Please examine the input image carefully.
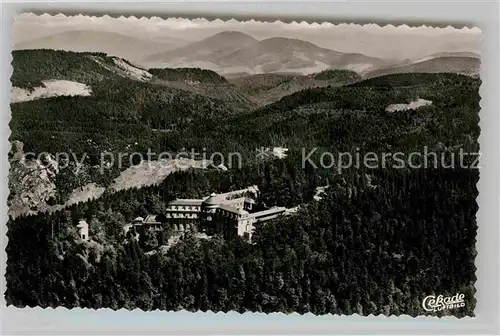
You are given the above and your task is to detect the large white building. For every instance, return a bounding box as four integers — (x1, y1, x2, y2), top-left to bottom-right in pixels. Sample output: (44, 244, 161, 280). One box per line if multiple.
(133, 186, 286, 241)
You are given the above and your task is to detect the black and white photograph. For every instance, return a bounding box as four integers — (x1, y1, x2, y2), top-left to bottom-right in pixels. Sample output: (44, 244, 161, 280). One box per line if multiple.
(6, 14, 481, 317)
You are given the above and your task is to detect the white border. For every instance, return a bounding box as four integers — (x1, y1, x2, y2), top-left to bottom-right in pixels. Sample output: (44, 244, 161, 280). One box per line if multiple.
(1, 1, 499, 335)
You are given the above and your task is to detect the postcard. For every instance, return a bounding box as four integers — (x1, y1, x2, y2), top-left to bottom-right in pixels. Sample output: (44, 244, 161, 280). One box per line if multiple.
(6, 14, 481, 318)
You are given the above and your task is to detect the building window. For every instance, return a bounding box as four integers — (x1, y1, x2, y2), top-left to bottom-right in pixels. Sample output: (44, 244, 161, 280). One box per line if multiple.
(82, 234, 86, 240)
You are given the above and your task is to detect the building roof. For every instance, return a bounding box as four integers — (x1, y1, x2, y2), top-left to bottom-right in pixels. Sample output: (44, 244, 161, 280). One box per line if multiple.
(168, 198, 204, 206)
(219, 204, 242, 214)
(134, 216, 144, 222)
(221, 197, 245, 205)
(144, 215, 160, 223)
(219, 204, 249, 216)
(166, 187, 259, 209)
(202, 192, 220, 205)
(77, 220, 88, 228)
(244, 197, 256, 204)
(251, 207, 286, 219)
(217, 186, 259, 199)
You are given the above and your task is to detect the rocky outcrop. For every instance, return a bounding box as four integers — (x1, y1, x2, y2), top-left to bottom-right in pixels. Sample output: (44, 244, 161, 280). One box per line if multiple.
(8, 141, 211, 218)
(8, 141, 59, 217)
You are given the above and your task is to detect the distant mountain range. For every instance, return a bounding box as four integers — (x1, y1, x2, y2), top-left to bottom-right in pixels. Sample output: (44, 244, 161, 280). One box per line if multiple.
(142, 31, 390, 76)
(143, 31, 257, 64)
(14, 30, 481, 79)
(14, 30, 188, 63)
(365, 55, 480, 78)
(425, 51, 480, 59)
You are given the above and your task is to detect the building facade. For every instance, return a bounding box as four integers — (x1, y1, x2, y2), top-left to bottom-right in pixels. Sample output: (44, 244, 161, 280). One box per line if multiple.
(212, 203, 286, 241)
(77, 220, 89, 241)
(131, 186, 286, 242)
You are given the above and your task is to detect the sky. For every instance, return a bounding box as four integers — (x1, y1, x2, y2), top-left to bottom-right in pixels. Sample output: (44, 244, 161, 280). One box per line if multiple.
(13, 13, 481, 60)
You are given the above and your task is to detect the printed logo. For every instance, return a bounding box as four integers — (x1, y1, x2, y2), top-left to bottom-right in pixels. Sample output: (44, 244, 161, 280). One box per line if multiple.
(422, 293, 466, 312)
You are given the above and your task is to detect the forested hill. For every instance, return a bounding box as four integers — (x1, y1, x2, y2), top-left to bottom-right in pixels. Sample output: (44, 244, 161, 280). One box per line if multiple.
(149, 68, 228, 84)
(350, 72, 477, 88)
(148, 67, 254, 110)
(11, 49, 149, 88)
(229, 69, 361, 106)
(11, 68, 479, 168)
(9, 49, 242, 156)
(12, 49, 254, 113)
(365, 56, 480, 79)
(163, 72, 480, 161)
(312, 69, 361, 81)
